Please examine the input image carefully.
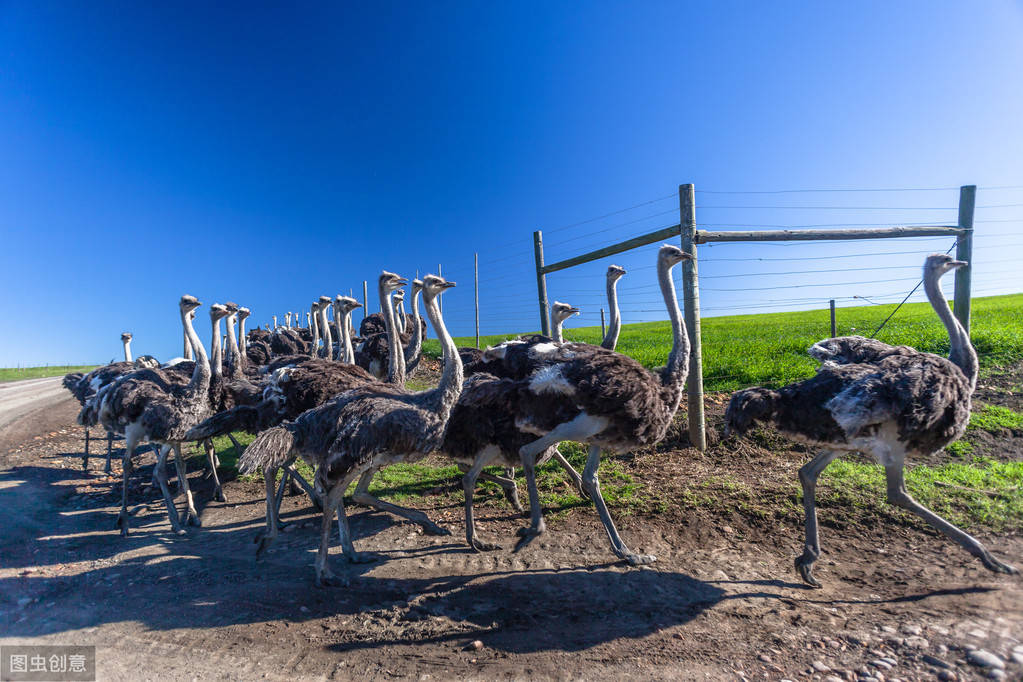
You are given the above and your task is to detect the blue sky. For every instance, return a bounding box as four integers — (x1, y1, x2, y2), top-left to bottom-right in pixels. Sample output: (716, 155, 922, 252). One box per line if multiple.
(1, 2, 1021, 365)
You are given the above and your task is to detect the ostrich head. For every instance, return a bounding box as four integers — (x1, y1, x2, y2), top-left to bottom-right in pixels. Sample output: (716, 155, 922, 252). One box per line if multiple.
(551, 301, 580, 325)
(607, 264, 627, 282)
(380, 271, 408, 294)
(659, 244, 694, 266)
(925, 253, 967, 277)
(121, 332, 132, 343)
(238, 307, 251, 322)
(421, 274, 455, 302)
(210, 303, 230, 321)
(318, 295, 333, 316)
(412, 279, 423, 294)
(336, 296, 362, 314)
(180, 295, 202, 313)
(394, 290, 406, 304)
(224, 301, 239, 314)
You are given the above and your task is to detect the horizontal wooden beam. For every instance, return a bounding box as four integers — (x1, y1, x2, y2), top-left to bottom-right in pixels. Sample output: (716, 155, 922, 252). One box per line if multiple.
(696, 225, 963, 244)
(541, 224, 681, 274)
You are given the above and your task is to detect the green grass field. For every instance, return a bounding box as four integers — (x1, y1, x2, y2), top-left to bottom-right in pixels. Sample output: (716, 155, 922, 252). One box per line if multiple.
(0, 365, 98, 383)
(425, 293, 1023, 391)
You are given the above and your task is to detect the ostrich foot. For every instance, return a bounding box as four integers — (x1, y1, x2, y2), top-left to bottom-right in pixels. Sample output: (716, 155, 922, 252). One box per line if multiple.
(795, 554, 822, 588)
(254, 533, 275, 559)
(422, 522, 451, 537)
(116, 512, 130, 537)
(184, 509, 202, 527)
(503, 487, 524, 512)
(214, 487, 227, 503)
(623, 552, 657, 566)
(345, 551, 383, 564)
(315, 570, 348, 588)
(513, 523, 545, 552)
(981, 553, 1019, 575)
(469, 538, 502, 552)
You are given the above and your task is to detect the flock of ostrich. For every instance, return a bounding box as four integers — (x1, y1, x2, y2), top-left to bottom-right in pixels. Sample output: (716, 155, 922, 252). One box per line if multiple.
(60, 246, 1017, 588)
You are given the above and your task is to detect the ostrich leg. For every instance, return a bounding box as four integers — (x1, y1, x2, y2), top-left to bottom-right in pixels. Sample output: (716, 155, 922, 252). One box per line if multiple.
(254, 474, 279, 559)
(152, 445, 185, 535)
(552, 446, 587, 497)
(462, 448, 502, 551)
(885, 462, 1017, 575)
(581, 444, 655, 566)
(351, 468, 450, 535)
(104, 432, 114, 473)
(115, 433, 141, 536)
(204, 438, 226, 502)
(172, 444, 201, 527)
(457, 463, 523, 512)
(795, 449, 841, 587)
(83, 428, 90, 471)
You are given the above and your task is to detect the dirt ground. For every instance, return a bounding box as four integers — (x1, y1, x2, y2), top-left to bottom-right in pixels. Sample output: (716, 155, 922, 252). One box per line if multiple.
(0, 384, 1021, 681)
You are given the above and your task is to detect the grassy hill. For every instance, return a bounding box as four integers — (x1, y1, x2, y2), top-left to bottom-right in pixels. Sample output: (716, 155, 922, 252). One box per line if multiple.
(0, 365, 99, 383)
(425, 293, 1023, 391)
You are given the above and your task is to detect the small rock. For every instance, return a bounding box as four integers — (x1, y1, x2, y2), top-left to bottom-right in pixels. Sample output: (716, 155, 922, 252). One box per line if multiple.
(937, 671, 957, 681)
(967, 650, 1005, 669)
(467, 640, 484, 651)
(813, 661, 832, 672)
(922, 654, 954, 670)
(903, 635, 928, 649)
(986, 670, 1005, 680)
(870, 660, 892, 671)
(968, 628, 989, 639)
(1011, 651, 1023, 665)
(824, 677, 843, 682)
(299, 606, 309, 613)
(880, 657, 897, 667)
(758, 654, 772, 663)
(881, 626, 898, 635)
(16, 598, 31, 608)
(901, 624, 922, 636)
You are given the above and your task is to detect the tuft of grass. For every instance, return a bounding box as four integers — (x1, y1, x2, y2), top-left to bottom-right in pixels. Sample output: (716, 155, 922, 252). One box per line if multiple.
(0, 365, 99, 383)
(945, 440, 974, 458)
(424, 293, 1023, 392)
(968, 404, 1023, 433)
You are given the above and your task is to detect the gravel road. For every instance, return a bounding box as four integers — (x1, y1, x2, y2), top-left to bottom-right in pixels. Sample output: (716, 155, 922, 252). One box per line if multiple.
(0, 376, 68, 432)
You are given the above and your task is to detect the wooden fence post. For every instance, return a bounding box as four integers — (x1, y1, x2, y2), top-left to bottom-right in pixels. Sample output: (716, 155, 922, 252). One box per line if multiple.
(830, 299, 836, 337)
(600, 308, 606, 339)
(954, 185, 976, 335)
(679, 183, 706, 451)
(533, 230, 551, 337)
(474, 252, 480, 349)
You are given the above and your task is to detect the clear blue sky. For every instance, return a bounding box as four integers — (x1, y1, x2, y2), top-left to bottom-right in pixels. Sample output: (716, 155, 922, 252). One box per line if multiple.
(1, 2, 1021, 366)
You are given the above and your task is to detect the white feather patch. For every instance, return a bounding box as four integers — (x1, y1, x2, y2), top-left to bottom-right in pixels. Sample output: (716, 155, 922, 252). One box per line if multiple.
(529, 342, 559, 357)
(528, 365, 575, 396)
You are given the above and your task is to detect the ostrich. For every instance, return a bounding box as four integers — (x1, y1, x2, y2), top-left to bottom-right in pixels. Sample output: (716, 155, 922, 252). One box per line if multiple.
(601, 265, 627, 350)
(549, 301, 579, 344)
(463, 301, 582, 378)
(285, 312, 292, 329)
(308, 300, 322, 357)
(238, 306, 251, 369)
(65, 335, 161, 472)
(725, 253, 1017, 586)
(91, 295, 214, 535)
(240, 273, 462, 586)
(393, 290, 406, 334)
(334, 295, 363, 364)
(505, 245, 692, 565)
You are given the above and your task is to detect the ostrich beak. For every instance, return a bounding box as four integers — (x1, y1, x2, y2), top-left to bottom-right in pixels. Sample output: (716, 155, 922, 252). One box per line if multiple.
(441, 281, 457, 289)
(949, 260, 968, 269)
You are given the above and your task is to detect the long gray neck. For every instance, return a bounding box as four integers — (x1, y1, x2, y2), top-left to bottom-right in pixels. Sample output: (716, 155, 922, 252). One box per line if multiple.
(333, 305, 345, 361)
(553, 315, 565, 344)
(183, 326, 193, 361)
(394, 298, 406, 334)
(924, 268, 978, 391)
(340, 309, 355, 364)
(319, 304, 333, 360)
(309, 306, 319, 357)
(123, 338, 132, 363)
(602, 277, 622, 350)
(182, 308, 210, 398)
(211, 316, 223, 379)
(403, 289, 423, 370)
(658, 259, 690, 405)
(238, 316, 247, 365)
(420, 291, 462, 417)
(225, 313, 242, 380)
(380, 284, 406, 385)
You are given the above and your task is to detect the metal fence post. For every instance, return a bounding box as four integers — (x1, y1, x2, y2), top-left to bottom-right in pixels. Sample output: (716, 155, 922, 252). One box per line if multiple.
(474, 252, 480, 349)
(600, 308, 606, 339)
(954, 185, 976, 335)
(830, 299, 837, 337)
(363, 281, 369, 320)
(533, 230, 551, 337)
(679, 183, 706, 451)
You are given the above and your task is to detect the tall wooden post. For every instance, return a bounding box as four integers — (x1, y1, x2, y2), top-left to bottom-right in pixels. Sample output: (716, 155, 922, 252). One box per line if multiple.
(474, 252, 480, 349)
(533, 230, 551, 336)
(953, 185, 976, 335)
(679, 183, 706, 451)
(829, 299, 837, 337)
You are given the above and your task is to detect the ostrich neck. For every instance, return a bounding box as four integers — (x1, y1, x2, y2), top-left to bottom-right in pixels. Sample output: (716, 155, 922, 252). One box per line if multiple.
(182, 309, 210, 397)
(333, 306, 344, 361)
(309, 306, 319, 357)
(403, 289, 422, 366)
(420, 292, 462, 416)
(238, 316, 247, 362)
(225, 314, 241, 379)
(553, 316, 564, 344)
(183, 326, 193, 361)
(123, 339, 132, 363)
(602, 277, 622, 350)
(211, 317, 223, 379)
(658, 260, 690, 400)
(319, 305, 333, 360)
(380, 284, 405, 385)
(924, 270, 978, 390)
(394, 299, 406, 334)
(340, 309, 355, 364)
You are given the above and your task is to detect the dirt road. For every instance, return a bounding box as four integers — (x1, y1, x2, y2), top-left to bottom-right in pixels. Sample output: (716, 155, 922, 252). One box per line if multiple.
(0, 387, 1020, 681)
(0, 376, 67, 432)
